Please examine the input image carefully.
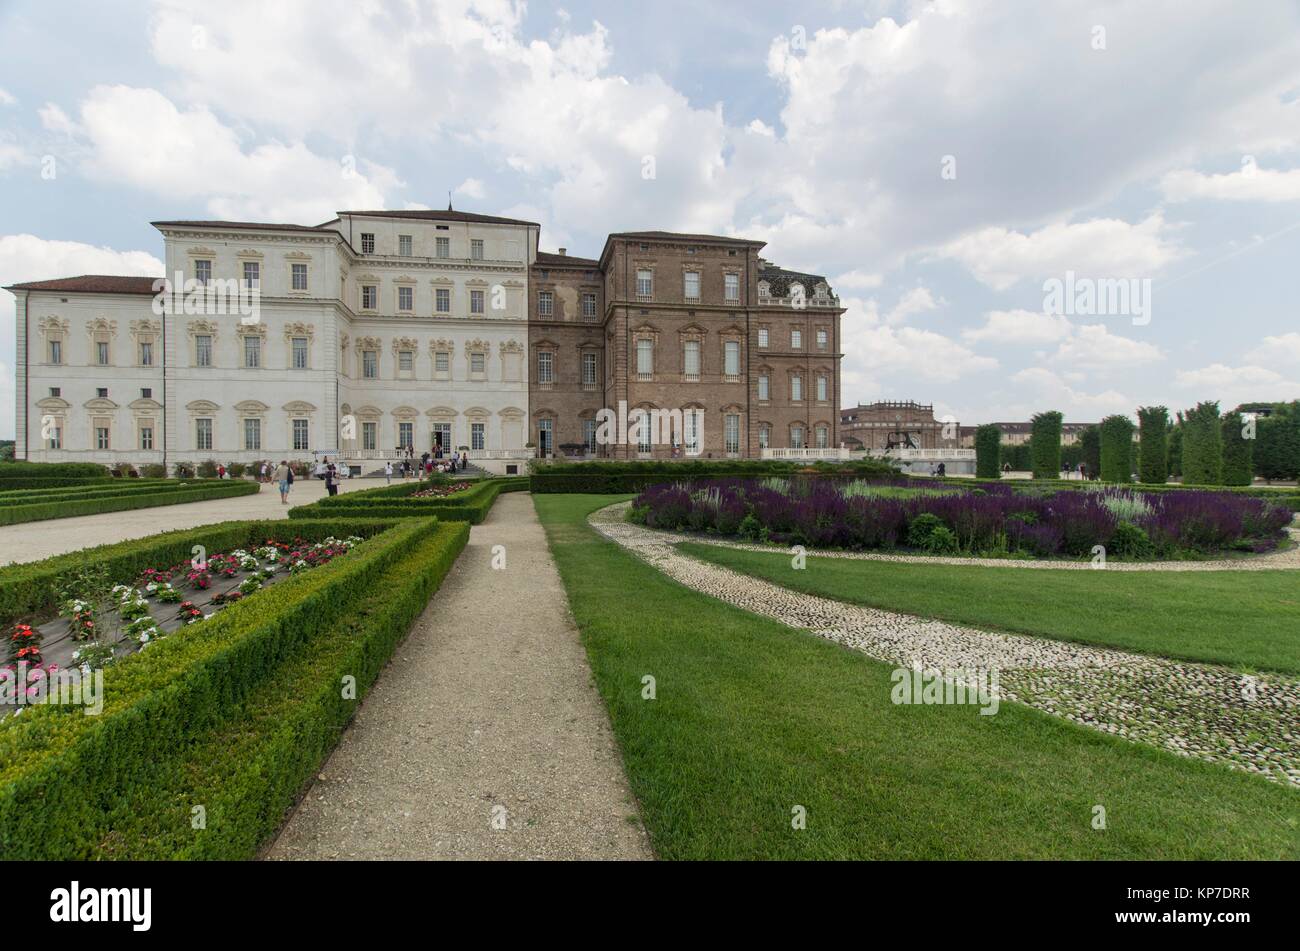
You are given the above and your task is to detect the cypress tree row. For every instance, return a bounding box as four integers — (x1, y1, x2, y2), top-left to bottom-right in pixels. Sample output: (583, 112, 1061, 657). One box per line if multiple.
(1254, 404, 1300, 482)
(1166, 422, 1183, 478)
(1220, 411, 1254, 486)
(974, 424, 1001, 478)
(1181, 401, 1222, 485)
(1136, 405, 1168, 484)
(1079, 425, 1101, 480)
(1099, 415, 1134, 483)
(1029, 410, 1063, 479)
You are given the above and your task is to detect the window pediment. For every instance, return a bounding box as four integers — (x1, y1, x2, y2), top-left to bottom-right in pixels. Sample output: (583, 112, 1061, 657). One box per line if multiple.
(187, 399, 220, 413)
(129, 398, 163, 413)
(36, 396, 70, 411)
(282, 400, 318, 414)
(234, 400, 269, 415)
(83, 397, 119, 412)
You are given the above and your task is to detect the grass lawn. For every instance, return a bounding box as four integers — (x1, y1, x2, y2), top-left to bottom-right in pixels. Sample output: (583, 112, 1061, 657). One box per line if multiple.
(676, 542, 1300, 675)
(535, 493, 1300, 860)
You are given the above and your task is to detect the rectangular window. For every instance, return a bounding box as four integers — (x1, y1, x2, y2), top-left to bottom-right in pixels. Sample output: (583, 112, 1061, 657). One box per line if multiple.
(724, 273, 739, 301)
(293, 418, 310, 451)
(360, 233, 375, 254)
(758, 426, 769, 449)
(139, 340, 153, 366)
(791, 329, 802, 349)
(361, 285, 377, 310)
(684, 271, 700, 300)
(436, 236, 449, 258)
(435, 351, 450, 374)
(196, 418, 213, 451)
(757, 328, 769, 349)
(724, 414, 740, 454)
(470, 289, 485, 314)
(244, 336, 261, 368)
(49, 387, 60, 398)
(582, 293, 596, 319)
(683, 340, 700, 380)
(96, 341, 110, 365)
(399, 421, 414, 449)
(432, 422, 451, 452)
(724, 340, 740, 377)
(196, 335, 212, 367)
(49, 339, 62, 364)
(362, 350, 378, 379)
(471, 422, 485, 451)
(398, 234, 413, 257)
(470, 352, 486, 375)
(243, 418, 261, 451)
(685, 411, 701, 456)
(95, 424, 111, 450)
(362, 421, 377, 451)
(538, 418, 553, 456)
(96, 387, 108, 399)
(583, 418, 597, 452)
(538, 291, 553, 316)
(47, 422, 62, 450)
(195, 259, 211, 285)
(292, 337, 308, 369)
(435, 287, 450, 312)
(139, 424, 154, 451)
(242, 261, 260, 288)
(791, 374, 802, 402)
(758, 373, 769, 401)
(470, 239, 484, 260)
(817, 375, 828, 402)
(636, 338, 653, 376)
(582, 351, 597, 386)
(398, 286, 414, 311)
(817, 328, 829, 350)
(815, 425, 829, 449)
(636, 269, 653, 298)
(791, 425, 804, 449)
(291, 263, 308, 290)
(399, 350, 413, 373)
(537, 351, 554, 384)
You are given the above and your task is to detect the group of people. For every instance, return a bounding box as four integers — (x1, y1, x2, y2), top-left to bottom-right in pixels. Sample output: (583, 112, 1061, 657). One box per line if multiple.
(384, 447, 470, 483)
(926, 462, 948, 478)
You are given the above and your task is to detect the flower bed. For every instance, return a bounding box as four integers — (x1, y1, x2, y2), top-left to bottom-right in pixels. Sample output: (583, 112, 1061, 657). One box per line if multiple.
(629, 478, 1293, 560)
(290, 478, 505, 524)
(0, 514, 469, 859)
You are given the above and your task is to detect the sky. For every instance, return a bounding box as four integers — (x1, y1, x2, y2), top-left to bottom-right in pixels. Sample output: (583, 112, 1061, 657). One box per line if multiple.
(2, 0, 1299, 440)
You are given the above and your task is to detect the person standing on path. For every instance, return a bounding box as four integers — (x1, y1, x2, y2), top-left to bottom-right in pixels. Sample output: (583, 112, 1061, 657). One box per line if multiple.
(273, 461, 291, 504)
(325, 459, 338, 497)
(385, 461, 393, 484)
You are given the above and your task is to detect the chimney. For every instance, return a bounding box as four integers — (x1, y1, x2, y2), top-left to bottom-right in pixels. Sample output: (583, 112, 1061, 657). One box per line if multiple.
(558, 247, 567, 256)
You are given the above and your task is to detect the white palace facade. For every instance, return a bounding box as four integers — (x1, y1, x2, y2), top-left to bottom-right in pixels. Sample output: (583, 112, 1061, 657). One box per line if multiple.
(9, 209, 539, 474)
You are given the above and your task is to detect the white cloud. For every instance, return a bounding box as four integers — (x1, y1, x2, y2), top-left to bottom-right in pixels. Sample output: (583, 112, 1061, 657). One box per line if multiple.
(64, 85, 398, 222)
(455, 177, 486, 200)
(832, 269, 884, 291)
(746, 119, 775, 137)
(38, 103, 75, 135)
(1246, 332, 1300, 367)
(1162, 165, 1300, 203)
(884, 286, 940, 325)
(0, 235, 165, 439)
(1049, 323, 1163, 370)
(940, 215, 1182, 291)
(963, 309, 1073, 345)
(1008, 368, 1133, 419)
(0, 88, 16, 106)
(841, 295, 997, 386)
(1173, 363, 1300, 408)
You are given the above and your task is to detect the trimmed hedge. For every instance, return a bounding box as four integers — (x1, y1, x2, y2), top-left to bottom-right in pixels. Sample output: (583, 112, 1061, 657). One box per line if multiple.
(1137, 406, 1168, 484)
(0, 515, 468, 859)
(1029, 411, 1063, 479)
(1254, 410, 1300, 482)
(0, 479, 259, 526)
(1099, 415, 1134, 483)
(974, 425, 1001, 479)
(0, 479, 223, 504)
(530, 459, 899, 494)
(0, 461, 108, 482)
(1181, 401, 1223, 485)
(289, 479, 503, 524)
(1221, 412, 1254, 487)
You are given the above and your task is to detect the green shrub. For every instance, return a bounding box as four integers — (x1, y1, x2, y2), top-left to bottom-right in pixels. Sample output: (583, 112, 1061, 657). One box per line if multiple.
(1254, 406, 1300, 482)
(1109, 521, 1154, 559)
(139, 464, 169, 479)
(923, 525, 959, 554)
(290, 480, 502, 524)
(1221, 411, 1254, 486)
(1080, 425, 1101, 480)
(1099, 415, 1134, 483)
(1030, 411, 1063, 479)
(0, 515, 467, 859)
(0, 480, 259, 526)
(906, 512, 944, 548)
(974, 424, 1001, 478)
(0, 461, 108, 481)
(1180, 401, 1223, 485)
(531, 459, 897, 494)
(1137, 406, 1168, 484)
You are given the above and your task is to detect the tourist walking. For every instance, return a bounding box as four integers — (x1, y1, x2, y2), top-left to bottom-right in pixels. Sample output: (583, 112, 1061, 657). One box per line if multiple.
(385, 461, 393, 484)
(460, 450, 468, 470)
(260, 461, 269, 484)
(325, 459, 338, 497)
(274, 460, 291, 504)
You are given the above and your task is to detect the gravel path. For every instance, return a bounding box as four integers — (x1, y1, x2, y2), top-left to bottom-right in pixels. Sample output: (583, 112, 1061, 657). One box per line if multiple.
(591, 502, 1300, 788)
(267, 494, 652, 860)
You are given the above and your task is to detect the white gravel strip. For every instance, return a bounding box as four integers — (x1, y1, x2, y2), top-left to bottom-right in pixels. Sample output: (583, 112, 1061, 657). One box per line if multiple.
(591, 501, 1300, 788)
